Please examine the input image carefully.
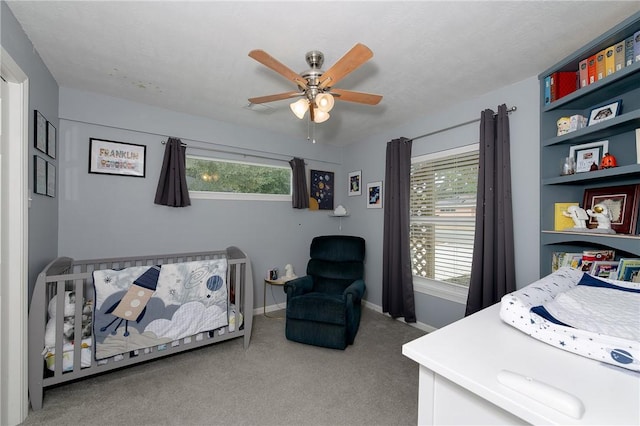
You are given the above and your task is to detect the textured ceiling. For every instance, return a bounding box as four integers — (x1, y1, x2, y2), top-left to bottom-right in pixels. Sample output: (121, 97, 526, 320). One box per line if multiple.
(6, 1, 640, 146)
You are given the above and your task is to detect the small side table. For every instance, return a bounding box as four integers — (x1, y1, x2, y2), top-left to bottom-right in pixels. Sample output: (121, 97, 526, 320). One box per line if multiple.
(264, 278, 286, 318)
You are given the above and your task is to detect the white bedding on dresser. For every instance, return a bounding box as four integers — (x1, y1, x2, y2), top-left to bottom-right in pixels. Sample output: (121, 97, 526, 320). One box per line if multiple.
(542, 285, 640, 341)
(500, 267, 640, 371)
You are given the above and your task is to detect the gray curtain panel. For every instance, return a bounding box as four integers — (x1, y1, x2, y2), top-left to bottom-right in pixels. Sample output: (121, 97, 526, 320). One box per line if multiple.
(382, 137, 416, 322)
(465, 104, 515, 316)
(289, 157, 309, 209)
(154, 137, 191, 207)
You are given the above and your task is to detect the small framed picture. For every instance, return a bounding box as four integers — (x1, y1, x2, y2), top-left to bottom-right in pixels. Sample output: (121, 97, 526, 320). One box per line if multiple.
(569, 140, 608, 173)
(34, 155, 47, 195)
(89, 138, 146, 177)
(47, 121, 57, 159)
(34, 110, 47, 154)
(582, 184, 640, 234)
(587, 100, 622, 126)
(47, 161, 56, 197)
(348, 170, 362, 196)
(367, 181, 383, 209)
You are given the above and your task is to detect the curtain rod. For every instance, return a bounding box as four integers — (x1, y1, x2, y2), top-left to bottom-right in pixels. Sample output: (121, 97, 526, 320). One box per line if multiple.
(60, 117, 340, 166)
(412, 106, 517, 141)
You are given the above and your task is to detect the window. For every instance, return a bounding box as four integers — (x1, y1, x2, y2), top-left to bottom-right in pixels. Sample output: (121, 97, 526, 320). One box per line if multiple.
(186, 155, 292, 201)
(410, 144, 479, 303)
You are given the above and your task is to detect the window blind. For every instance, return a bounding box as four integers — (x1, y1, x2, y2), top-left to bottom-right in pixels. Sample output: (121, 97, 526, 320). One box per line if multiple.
(410, 149, 479, 286)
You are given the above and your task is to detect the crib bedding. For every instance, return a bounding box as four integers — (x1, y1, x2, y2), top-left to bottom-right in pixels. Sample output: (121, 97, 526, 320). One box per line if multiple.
(43, 307, 243, 372)
(92, 258, 228, 360)
(500, 267, 640, 371)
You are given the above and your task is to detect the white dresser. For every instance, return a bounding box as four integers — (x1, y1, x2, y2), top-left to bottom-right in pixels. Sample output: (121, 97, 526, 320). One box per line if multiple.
(402, 304, 640, 425)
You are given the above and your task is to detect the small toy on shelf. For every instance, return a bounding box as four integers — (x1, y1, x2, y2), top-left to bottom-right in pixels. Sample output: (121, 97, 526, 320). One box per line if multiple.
(599, 152, 617, 169)
(562, 205, 588, 229)
(586, 203, 616, 234)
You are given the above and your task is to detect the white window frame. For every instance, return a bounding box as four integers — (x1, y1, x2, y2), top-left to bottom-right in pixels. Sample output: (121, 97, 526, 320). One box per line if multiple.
(186, 154, 292, 202)
(411, 143, 479, 305)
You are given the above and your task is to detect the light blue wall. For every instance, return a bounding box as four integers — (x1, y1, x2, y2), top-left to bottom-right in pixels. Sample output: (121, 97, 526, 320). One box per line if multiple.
(58, 88, 347, 308)
(1, 1, 59, 298)
(342, 77, 540, 329)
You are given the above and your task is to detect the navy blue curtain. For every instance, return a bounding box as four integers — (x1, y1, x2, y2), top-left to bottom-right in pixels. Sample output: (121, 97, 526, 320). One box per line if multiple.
(382, 137, 415, 322)
(154, 137, 191, 207)
(465, 105, 515, 316)
(289, 157, 309, 209)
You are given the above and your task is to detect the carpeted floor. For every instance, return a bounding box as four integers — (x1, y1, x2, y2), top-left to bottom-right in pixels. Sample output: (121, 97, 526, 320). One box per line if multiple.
(21, 307, 426, 426)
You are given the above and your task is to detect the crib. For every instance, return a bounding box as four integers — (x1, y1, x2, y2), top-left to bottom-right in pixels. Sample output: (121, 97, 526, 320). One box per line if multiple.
(28, 246, 253, 410)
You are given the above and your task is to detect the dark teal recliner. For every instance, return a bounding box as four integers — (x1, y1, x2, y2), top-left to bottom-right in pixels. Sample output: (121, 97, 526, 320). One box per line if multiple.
(284, 235, 366, 350)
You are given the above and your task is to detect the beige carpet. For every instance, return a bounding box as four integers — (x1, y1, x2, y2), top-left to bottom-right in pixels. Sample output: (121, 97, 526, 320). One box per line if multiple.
(22, 307, 426, 426)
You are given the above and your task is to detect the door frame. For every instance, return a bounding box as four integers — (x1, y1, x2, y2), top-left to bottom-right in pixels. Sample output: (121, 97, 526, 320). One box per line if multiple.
(1, 46, 30, 425)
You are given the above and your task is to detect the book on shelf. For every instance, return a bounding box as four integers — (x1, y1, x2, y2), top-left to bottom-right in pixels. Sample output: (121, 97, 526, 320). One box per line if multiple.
(626, 35, 635, 66)
(553, 71, 578, 101)
(580, 249, 615, 273)
(554, 202, 579, 231)
(587, 54, 597, 84)
(544, 75, 551, 105)
(595, 49, 606, 81)
(614, 41, 626, 72)
(579, 58, 589, 88)
(616, 258, 640, 282)
(635, 30, 640, 63)
(604, 45, 615, 77)
(551, 251, 583, 272)
(589, 260, 619, 279)
(636, 128, 640, 164)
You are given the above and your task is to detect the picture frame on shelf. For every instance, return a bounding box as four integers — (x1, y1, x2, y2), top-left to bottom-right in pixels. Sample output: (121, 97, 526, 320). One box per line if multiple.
(587, 99, 622, 126)
(34, 110, 47, 154)
(367, 181, 382, 209)
(582, 184, 640, 234)
(569, 140, 608, 173)
(89, 138, 146, 177)
(47, 121, 56, 159)
(34, 155, 47, 195)
(348, 170, 362, 196)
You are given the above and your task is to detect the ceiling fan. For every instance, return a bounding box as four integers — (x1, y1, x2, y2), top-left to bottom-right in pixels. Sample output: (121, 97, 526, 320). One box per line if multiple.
(248, 43, 382, 124)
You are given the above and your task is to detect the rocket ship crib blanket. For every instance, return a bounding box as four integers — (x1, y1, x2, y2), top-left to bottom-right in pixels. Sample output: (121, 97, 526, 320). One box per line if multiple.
(500, 267, 640, 371)
(92, 258, 228, 360)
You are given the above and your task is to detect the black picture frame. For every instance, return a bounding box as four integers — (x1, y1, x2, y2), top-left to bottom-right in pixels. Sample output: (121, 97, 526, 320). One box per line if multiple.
(34, 155, 47, 195)
(34, 110, 47, 153)
(47, 121, 57, 159)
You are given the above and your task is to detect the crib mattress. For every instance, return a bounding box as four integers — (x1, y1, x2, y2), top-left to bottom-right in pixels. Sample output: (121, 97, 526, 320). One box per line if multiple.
(500, 267, 640, 371)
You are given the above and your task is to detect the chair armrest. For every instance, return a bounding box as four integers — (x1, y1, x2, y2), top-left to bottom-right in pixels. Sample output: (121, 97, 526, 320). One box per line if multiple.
(284, 276, 313, 298)
(343, 279, 365, 304)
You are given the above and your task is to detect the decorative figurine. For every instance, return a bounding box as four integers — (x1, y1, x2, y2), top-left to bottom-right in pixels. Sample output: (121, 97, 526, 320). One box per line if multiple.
(589, 162, 599, 171)
(599, 152, 617, 169)
(283, 264, 297, 280)
(586, 203, 616, 234)
(562, 205, 589, 229)
(557, 117, 571, 136)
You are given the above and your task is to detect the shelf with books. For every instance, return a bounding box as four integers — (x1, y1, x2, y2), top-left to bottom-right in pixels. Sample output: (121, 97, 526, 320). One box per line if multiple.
(543, 61, 640, 112)
(539, 12, 640, 277)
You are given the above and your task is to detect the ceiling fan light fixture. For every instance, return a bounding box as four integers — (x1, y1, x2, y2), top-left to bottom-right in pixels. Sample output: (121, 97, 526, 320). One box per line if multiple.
(315, 93, 335, 113)
(313, 110, 330, 124)
(290, 99, 309, 119)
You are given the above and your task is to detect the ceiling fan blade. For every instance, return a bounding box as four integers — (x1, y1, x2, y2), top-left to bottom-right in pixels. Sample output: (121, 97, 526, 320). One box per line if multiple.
(318, 43, 373, 90)
(248, 91, 302, 104)
(330, 89, 382, 105)
(249, 50, 308, 90)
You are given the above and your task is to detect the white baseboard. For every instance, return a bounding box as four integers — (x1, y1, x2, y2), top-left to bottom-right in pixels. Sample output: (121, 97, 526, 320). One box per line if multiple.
(362, 300, 438, 333)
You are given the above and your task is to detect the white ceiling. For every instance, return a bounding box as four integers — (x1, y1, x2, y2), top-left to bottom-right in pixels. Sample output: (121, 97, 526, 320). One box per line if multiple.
(6, 1, 640, 146)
